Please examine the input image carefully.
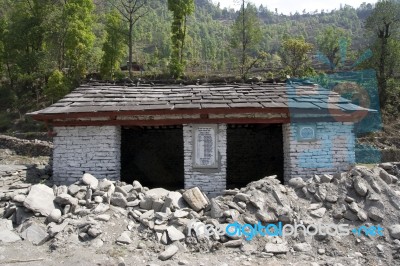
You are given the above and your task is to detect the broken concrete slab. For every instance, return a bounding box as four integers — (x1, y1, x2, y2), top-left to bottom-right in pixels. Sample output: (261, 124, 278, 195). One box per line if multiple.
(182, 187, 209, 211)
(21, 222, 49, 245)
(23, 184, 56, 216)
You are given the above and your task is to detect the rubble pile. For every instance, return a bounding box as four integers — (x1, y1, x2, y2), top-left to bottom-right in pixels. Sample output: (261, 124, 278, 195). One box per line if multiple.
(1, 163, 400, 264)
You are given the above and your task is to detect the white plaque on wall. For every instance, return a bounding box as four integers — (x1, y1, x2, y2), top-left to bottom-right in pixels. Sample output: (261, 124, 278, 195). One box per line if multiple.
(193, 124, 218, 168)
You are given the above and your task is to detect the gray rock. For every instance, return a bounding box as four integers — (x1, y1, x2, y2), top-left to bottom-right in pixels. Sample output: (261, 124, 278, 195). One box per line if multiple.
(88, 228, 102, 238)
(0, 219, 13, 231)
(121, 185, 134, 193)
(288, 177, 305, 189)
(93, 203, 109, 214)
(21, 222, 48, 245)
(389, 224, 400, 239)
(224, 239, 242, 247)
(173, 210, 189, 218)
(0, 229, 21, 243)
(380, 169, 396, 184)
(12, 194, 26, 203)
(127, 199, 140, 207)
(115, 186, 128, 197)
(167, 226, 185, 241)
(48, 209, 62, 223)
(68, 184, 81, 196)
(163, 192, 187, 210)
(354, 177, 368, 197)
(182, 187, 209, 211)
(348, 202, 359, 213)
(368, 207, 384, 222)
(82, 173, 99, 190)
(210, 199, 223, 218)
(256, 211, 278, 223)
(152, 199, 164, 212)
(293, 243, 311, 252)
(321, 174, 333, 183)
(48, 220, 68, 237)
(234, 193, 251, 202)
(116, 231, 132, 244)
(310, 208, 326, 218)
(264, 243, 288, 254)
(132, 180, 143, 192)
(158, 244, 179, 261)
(145, 188, 169, 199)
(110, 192, 128, 208)
(98, 179, 113, 191)
(95, 214, 111, 222)
(54, 194, 79, 206)
(23, 184, 56, 216)
(357, 209, 368, 222)
(94, 196, 103, 203)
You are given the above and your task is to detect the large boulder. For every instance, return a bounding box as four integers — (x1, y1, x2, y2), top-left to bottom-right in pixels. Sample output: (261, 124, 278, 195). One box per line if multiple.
(23, 184, 56, 216)
(110, 192, 128, 208)
(82, 173, 99, 190)
(182, 187, 209, 211)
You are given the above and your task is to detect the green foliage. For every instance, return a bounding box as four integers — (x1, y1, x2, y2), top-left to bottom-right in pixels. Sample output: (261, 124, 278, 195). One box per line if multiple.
(44, 70, 70, 103)
(280, 37, 314, 77)
(316, 26, 351, 70)
(230, 3, 263, 79)
(168, 0, 195, 78)
(100, 11, 126, 80)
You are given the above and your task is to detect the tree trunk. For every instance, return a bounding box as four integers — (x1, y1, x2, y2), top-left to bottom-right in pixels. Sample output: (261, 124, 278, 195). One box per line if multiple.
(378, 35, 388, 108)
(128, 21, 133, 79)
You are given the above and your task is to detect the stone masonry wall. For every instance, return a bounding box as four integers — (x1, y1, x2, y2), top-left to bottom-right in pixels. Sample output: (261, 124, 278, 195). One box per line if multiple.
(52, 126, 121, 184)
(283, 122, 355, 182)
(183, 124, 227, 197)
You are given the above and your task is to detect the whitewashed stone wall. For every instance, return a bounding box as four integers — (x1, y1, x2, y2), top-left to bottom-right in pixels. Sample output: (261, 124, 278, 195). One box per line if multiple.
(52, 126, 121, 184)
(183, 124, 227, 197)
(283, 122, 355, 182)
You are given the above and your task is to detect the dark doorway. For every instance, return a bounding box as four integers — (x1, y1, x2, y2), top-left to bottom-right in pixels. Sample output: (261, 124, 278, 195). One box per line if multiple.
(121, 126, 184, 190)
(227, 124, 284, 188)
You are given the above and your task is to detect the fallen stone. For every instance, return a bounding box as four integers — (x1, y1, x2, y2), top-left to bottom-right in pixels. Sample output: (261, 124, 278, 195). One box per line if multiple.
(163, 191, 187, 210)
(95, 214, 111, 222)
(0, 229, 21, 243)
(54, 194, 79, 206)
(210, 199, 224, 218)
(234, 193, 251, 202)
(68, 184, 81, 196)
(82, 173, 99, 190)
(354, 178, 368, 197)
(182, 187, 209, 211)
(288, 177, 305, 189)
(94, 196, 103, 203)
(389, 225, 400, 239)
(224, 239, 242, 247)
(116, 231, 132, 244)
(321, 174, 333, 183)
(293, 243, 311, 252)
(132, 180, 143, 192)
(21, 222, 48, 245)
(12, 194, 26, 203)
(310, 208, 326, 218)
(368, 207, 384, 222)
(98, 179, 113, 191)
(173, 210, 189, 218)
(256, 211, 278, 223)
(110, 192, 128, 208)
(48, 209, 62, 223)
(146, 188, 169, 199)
(93, 203, 109, 214)
(357, 209, 368, 222)
(23, 184, 56, 216)
(167, 226, 185, 241)
(88, 228, 102, 238)
(48, 220, 69, 237)
(264, 243, 288, 254)
(158, 245, 179, 261)
(380, 169, 396, 184)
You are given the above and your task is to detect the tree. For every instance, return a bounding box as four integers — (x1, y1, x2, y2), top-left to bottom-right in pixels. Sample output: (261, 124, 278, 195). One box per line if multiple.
(44, 70, 69, 103)
(316, 26, 351, 70)
(366, 0, 400, 108)
(167, 0, 195, 78)
(230, 2, 263, 79)
(108, 0, 148, 79)
(280, 37, 313, 77)
(100, 11, 126, 79)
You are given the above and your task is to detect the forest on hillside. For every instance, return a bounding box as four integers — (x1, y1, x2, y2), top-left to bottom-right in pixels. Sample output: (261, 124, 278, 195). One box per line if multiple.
(0, 0, 399, 133)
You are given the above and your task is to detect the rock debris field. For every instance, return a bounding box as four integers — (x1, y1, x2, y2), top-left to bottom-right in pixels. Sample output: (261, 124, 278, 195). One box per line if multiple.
(2, 163, 400, 265)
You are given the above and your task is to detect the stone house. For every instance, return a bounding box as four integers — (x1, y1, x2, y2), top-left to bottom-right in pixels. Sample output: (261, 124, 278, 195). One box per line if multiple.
(29, 83, 369, 196)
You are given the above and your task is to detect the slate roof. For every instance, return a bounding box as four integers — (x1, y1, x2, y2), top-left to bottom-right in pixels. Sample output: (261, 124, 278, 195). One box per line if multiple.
(29, 83, 369, 117)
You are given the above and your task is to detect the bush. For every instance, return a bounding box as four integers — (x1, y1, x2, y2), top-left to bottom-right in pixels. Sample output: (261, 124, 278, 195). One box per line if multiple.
(44, 70, 70, 103)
